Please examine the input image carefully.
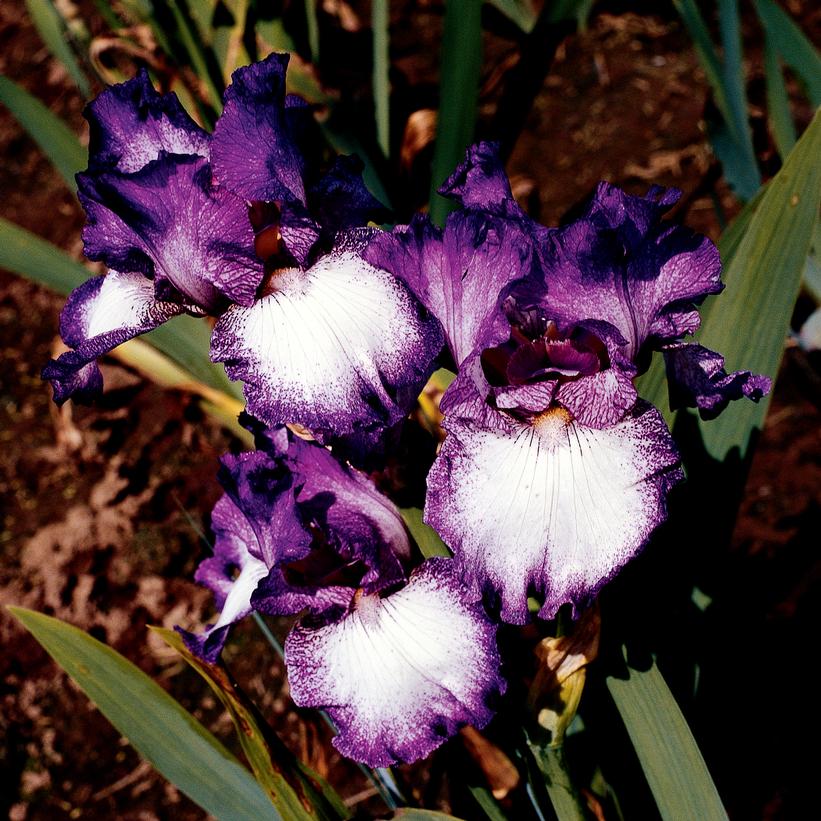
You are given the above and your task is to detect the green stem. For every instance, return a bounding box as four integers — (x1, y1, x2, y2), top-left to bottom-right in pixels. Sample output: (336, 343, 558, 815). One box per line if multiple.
(528, 743, 586, 821)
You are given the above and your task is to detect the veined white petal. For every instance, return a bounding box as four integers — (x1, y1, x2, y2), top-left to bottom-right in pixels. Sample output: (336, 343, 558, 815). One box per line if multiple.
(426, 403, 682, 623)
(84, 270, 172, 338)
(212, 250, 439, 435)
(285, 558, 502, 766)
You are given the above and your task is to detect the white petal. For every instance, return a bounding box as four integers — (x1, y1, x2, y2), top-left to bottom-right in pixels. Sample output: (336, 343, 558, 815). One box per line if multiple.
(426, 404, 682, 622)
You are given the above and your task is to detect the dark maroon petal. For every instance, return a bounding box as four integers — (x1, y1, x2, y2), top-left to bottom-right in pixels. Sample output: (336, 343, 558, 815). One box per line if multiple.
(78, 154, 263, 310)
(85, 69, 209, 174)
(662, 342, 771, 419)
(211, 53, 306, 204)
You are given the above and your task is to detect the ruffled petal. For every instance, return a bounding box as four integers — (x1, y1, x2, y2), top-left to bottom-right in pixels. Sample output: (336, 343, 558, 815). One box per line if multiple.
(211, 247, 443, 440)
(178, 497, 270, 662)
(78, 154, 263, 309)
(527, 183, 723, 359)
(662, 342, 771, 419)
(85, 69, 209, 174)
(285, 557, 504, 766)
(425, 402, 683, 623)
(41, 271, 187, 404)
(364, 210, 532, 367)
(211, 53, 306, 204)
(218, 450, 313, 568)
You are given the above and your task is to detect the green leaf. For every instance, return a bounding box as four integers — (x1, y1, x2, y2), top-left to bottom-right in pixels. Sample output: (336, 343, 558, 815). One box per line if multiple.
(212, 0, 252, 84)
(394, 812, 464, 820)
(606, 660, 727, 821)
(152, 627, 349, 821)
(697, 108, 821, 459)
(0, 215, 90, 294)
(399, 507, 451, 559)
(754, 0, 821, 106)
(429, 0, 483, 226)
(762, 41, 796, 159)
(0, 217, 241, 398)
(485, 0, 537, 33)
(24, 0, 91, 97)
(9, 607, 282, 821)
(0, 75, 86, 191)
(372, 0, 390, 157)
(304, 0, 320, 63)
(467, 784, 510, 821)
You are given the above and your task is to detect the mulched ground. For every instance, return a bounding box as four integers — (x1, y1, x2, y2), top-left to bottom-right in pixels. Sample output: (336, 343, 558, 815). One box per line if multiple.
(1, 1, 819, 818)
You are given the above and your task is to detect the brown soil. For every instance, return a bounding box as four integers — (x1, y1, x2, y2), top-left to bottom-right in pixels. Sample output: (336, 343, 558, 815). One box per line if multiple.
(1, 1, 819, 819)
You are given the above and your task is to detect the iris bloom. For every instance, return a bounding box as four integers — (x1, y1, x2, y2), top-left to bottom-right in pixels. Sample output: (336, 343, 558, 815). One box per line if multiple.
(44, 55, 443, 447)
(365, 142, 769, 624)
(180, 427, 504, 766)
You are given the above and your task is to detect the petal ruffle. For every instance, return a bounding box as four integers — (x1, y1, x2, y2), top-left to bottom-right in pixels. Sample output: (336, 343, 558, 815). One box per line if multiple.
(527, 183, 723, 360)
(425, 402, 683, 623)
(41, 270, 187, 404)
(211, 53, 306, 204)
(663, 342, 771, 419)
(285, 557, 504, 767)
(85, 69, 209, 174)
(78, 154, 263, 310)
(211, 247, 443, 440)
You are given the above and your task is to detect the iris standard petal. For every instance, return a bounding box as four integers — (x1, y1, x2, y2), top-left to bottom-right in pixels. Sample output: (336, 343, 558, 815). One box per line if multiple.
(285, 557, 504, 767)
(211, 53, 306, 204)
(85, 68, 209, 174)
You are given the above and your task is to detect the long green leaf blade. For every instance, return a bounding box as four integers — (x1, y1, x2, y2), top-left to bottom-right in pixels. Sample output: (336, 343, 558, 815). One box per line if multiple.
(697, 108, 821, 459)
(9, 607, 282, 821)
(24, 0, 91, 97)
(754, 0, 821, 106)
(607, 661, 727, 821)
(0, 75, 85, 191)
(372, 0, 390, 157)
(153, 627, 348, 821)
(762, 42, 796, 159)
(429, 0, 483, 226)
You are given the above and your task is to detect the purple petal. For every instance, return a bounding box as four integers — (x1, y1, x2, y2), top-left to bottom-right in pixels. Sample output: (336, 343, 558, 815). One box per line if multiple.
(178, 495, 271, 662)
(662, 342, 771, 419)
(425, 401, 683, 624)
(211, 53, 306, 204)
(78, 154, 264, 309)
(526, 182, 723, 359)
(85, 69, 209, 174)
(364, 210, 533, 367)
(41, 271, 187, 404)
(217, 449, 313, 568)
(211, 245, 443, 440)
(285, 557, 504, 766)
(287, 436, 411, 591)
(309, 154, 390, 233)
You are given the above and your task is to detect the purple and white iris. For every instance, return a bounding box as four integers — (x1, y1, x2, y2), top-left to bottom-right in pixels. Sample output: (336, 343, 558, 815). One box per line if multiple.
(179, 428, 503, 766)
(45, 57, 771, 768)
(43, 55, 442, 447)
(366, 142, 769, 624)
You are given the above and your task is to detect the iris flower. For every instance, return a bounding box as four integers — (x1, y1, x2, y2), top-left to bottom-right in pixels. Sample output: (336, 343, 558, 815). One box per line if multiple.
(180, 427, 504, 766)
(43, 55, 443, 447)
(365, 142, 769, 624)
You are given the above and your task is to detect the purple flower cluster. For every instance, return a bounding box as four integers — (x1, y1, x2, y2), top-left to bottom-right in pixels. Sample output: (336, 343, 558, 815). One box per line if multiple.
(44, 55, 769, 767)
